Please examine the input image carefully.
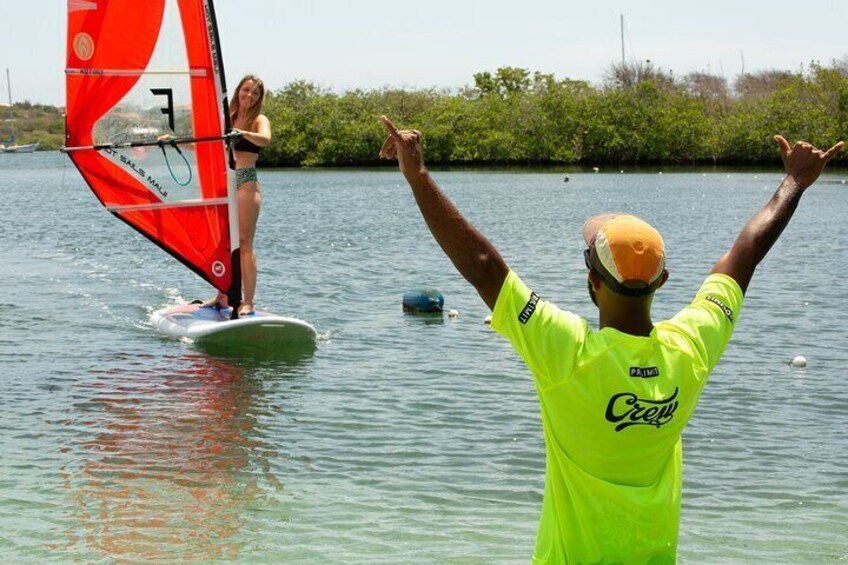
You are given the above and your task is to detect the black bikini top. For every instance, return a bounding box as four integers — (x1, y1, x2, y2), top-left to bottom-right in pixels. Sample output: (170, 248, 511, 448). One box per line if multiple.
(233, 135, 262, 154)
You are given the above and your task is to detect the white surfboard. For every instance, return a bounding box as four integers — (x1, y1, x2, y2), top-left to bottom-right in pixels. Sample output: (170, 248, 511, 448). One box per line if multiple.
(151, 303, 317, 351)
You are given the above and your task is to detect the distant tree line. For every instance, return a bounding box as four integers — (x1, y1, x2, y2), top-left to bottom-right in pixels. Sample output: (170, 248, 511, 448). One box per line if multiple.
(259, 59, 848, 167)
(1, 102, 64, 150)
(11, 57, 848, 166)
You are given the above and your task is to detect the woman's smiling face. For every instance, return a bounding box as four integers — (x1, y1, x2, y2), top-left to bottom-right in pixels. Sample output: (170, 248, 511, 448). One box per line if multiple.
(238, 80, 262, 109)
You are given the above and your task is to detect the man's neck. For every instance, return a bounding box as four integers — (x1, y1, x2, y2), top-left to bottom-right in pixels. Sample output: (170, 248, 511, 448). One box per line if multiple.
(598, 301, 655, 337)
(599, 315, 654, 337)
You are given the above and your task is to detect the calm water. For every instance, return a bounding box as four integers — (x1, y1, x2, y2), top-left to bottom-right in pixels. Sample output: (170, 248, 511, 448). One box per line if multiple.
(1, 152, 846, 564)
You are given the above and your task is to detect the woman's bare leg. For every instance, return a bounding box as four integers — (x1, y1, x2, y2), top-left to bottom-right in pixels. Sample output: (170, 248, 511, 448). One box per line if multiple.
(238, 181, 261, 314)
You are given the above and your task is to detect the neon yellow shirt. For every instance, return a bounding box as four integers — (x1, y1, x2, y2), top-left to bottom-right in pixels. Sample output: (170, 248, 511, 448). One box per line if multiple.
(492, 271, 743, 564)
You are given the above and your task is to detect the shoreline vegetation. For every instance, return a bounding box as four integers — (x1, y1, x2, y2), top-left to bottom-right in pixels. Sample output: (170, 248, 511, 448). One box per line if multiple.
(7, 59, 848, 167)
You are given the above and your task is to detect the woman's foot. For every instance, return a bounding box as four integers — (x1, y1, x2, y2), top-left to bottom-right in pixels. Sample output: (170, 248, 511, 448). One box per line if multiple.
(201, 294, 229, 310)
(238, 303, 255, 316)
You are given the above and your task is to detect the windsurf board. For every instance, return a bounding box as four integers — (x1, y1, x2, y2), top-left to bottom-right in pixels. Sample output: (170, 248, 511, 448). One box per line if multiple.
(151, 303, 317, 349)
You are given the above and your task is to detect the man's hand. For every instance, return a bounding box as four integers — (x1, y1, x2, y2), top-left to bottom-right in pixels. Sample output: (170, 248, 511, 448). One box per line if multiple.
(711, 135, 844, 293)
(379, 115, 427, 180)
(775, 135, 844, 190)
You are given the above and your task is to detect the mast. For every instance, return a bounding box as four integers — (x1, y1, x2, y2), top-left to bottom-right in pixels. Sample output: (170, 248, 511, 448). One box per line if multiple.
(5, 68, 14, 143)
(620, 15, 625, 65)
(204, 0, 242, 319)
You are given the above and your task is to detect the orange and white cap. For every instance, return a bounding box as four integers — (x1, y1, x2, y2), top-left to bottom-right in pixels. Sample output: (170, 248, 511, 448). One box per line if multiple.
(582, 213, 666, 296)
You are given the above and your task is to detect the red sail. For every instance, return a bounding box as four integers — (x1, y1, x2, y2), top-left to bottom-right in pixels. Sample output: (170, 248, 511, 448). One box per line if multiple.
(65, 0, 237, 295)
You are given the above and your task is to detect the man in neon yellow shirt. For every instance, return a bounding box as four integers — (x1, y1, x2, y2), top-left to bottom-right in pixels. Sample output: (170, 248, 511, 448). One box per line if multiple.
(378, 116, 843, 564)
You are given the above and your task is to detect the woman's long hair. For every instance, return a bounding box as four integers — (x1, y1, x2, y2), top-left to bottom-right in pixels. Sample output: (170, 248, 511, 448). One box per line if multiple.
(229, 75, 265, 129)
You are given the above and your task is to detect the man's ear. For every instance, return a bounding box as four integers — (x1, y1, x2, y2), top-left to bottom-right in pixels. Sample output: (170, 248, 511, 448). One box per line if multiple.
(656, 269, 669, 290)
(588, 270, 602, 291)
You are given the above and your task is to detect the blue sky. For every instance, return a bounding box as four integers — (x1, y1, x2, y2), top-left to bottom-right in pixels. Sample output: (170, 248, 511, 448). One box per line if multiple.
(3, 0, 847, 106)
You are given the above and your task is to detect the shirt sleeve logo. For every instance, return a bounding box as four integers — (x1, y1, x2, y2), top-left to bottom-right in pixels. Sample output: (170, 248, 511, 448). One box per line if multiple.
(518, 292, 540, 325)
(705, 295, 734, 323)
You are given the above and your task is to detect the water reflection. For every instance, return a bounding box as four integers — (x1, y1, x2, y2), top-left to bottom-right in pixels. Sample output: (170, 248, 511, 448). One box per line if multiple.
(402, 311, 446, 326)
(58, 349, 311, 562)
(195, 336, 317, 364)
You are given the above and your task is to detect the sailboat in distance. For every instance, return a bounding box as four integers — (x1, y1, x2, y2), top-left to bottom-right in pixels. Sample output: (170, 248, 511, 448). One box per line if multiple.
(63, 0, 316, 351)
(0, 68, 40, 153)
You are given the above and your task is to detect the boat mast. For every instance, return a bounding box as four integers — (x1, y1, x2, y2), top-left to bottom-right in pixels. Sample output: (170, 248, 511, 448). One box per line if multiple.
(5, 68, 14, 143)
(620, 15, 625, 64)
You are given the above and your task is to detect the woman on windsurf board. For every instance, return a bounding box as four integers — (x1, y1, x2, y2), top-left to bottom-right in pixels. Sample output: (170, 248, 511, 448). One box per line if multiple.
(203, 74, 271, 317)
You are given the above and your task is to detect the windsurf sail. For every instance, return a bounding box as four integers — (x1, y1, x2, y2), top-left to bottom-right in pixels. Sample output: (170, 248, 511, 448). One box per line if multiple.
(64, 0, 242, 316)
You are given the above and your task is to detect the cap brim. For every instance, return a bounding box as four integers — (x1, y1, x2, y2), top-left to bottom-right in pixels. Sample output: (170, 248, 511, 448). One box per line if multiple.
(582, 213, 630, 246)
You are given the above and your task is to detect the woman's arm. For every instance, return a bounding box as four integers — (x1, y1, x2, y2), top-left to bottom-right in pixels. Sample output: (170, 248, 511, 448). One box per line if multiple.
(235, 114, 272, 147)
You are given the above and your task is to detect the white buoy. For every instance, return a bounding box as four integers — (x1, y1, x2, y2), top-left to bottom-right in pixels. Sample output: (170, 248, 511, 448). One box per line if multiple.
(789, 355, 807, 368)
(448, 309, 459, 318)
(484, 315, 492, 325)
(592, 167, 599, 173)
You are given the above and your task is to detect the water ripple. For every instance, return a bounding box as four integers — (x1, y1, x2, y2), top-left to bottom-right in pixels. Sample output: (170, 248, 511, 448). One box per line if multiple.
(1, 160, 846, 562)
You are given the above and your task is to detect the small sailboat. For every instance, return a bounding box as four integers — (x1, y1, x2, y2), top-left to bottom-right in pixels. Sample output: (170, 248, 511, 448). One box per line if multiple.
(0, 68, 40, 153)
(62, 0, 315, 352)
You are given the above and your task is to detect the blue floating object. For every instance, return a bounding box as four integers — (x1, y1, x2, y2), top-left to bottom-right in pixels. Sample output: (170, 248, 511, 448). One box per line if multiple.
(403, 289, 444, 313)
